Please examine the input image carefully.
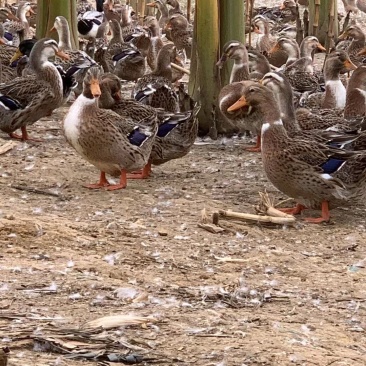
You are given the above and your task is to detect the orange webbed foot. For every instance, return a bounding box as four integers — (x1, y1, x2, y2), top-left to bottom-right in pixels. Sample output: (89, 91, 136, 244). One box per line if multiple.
(244, 135, 261, 152)
(83, 172, 110, 189)
(126, 162, 151, 179)
(105, 170, 127, 190)
(278, 204, 307, 215)
(303, 201, 330, 224)
(9, 127, 42, 142)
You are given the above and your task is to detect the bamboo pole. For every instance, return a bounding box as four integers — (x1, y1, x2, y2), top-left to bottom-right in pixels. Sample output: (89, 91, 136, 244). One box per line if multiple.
(219, 0, 245, 86)
(189, 0, 220, 136)
(187, 0, 192, 22)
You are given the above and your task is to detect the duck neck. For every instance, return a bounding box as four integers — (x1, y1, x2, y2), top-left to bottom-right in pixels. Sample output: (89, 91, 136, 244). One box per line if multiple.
(150, 22, 161, 37)
(230, 51, 250, 83)
(299, 43, 313, 60)
(110, 24, 124, 45)
(34, 61, 64, 104)
(171, 0, 181, 11)
(285, 44, 300, 63)
(157, 2, 169, 18)
(323, 66, 346, 109)
(58, 24, 72, 51)
(17, 6, 28, 23)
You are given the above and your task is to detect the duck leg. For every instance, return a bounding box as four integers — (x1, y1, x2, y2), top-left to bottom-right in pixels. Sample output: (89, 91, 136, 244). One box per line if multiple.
(304, 201, 330, 224)
(126, 162, 152, 179)
(278, 203, 307, 215)
(105, 170, 127, 190)
(84, 171, 111, 189)
(245, 135, 261, 152)
(9, 126, 42, 142)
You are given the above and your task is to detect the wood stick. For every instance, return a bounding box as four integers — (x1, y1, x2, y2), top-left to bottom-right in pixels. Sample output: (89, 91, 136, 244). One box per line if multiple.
(11, 185, 68, 200)
(218, 209, 296, 224)
(171, 62, 190, 75)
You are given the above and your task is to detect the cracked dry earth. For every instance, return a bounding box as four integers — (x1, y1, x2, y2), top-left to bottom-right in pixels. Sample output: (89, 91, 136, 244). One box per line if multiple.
(0, 105, 365, 366)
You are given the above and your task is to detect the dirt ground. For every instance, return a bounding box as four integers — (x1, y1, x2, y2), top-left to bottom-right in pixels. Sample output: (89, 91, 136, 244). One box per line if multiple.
(0, 0, 366, 365)
(0, 102, 365, 366)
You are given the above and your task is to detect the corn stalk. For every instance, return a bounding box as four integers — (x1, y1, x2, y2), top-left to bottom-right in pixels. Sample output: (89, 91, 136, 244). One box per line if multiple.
(36, 0, 78, 49)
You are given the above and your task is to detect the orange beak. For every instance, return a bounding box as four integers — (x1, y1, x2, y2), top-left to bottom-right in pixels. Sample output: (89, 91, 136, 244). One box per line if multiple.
(343, 59, 357, 71)
(253, 26, 262, 34)
(227, 96, 248, 112)
(279, 3, 286, 10)
(56, 50, 70, 60)
(90, 79, 101, 98)
(338, 32, 347, 40)
(0, 38, 6, 45)
(357, 48, 366, 56)
(269, 43, 280, 54)
(29, 7, 36, 15)
(165, 23, 172, 31)
(50, 26, 56, 33)
(146, 2, 157, 7)
(317, 43, 327, 52)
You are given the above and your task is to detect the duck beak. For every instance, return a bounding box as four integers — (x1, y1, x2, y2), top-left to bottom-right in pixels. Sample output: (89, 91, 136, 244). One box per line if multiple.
(50, 26, 56, 33)
(0, 38, 6, 45)
(146, 2, 157, 7)
(165, 23, 172, 31)
(7, 12, 19, 22)
(227, 96, 248, 112)
(90, 79, 101, 98)
(216, 54, 228, 68)
(29, 7, 36, 15)
(56, 50, 70, 60)
(357, 48, 366, 56)
(338, 32, 347, 40)
(316, 43, 327, 52)
(344, 59, 357, 71)
(269, 43, 280, 54)
(279, 3, 286, 10)
(10, 48, 23, 63)
(253, 26, 262, 34)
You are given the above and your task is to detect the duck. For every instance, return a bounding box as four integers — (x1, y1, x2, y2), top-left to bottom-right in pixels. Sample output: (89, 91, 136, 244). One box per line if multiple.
(98, 73, 198, 174)
(253, 15, 277, 54)
(0, 23, 18, 65)
(144, 16, 164, 71)
(95, 19, 145, 81)
(344, 64, 366, 119)
(338, 25, 365, 65)
(268, 36, 300, 68)
(63, 66, 158, 190)
(300, 51, 356, 110)
(0, 7, 19, 24)
(279, 0, 298, 22)
(9, 38, 39, 76)
(218, 81, 263, 151)
(0, 38, 69, 141)
(165, 14, 192, 60)
(133, 43, 180, 112)
(166, 0, 184, 16)
(146, 0, 169, 29)
(261, 71, 363, 139)
(51, 16, 95, 68)
(216, 41, 250, 83)
(3, 1, 34, 45)
(227, 81, 366, 223)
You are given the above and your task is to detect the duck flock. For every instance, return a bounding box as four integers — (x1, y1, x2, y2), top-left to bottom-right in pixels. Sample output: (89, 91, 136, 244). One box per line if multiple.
(0, 0, 366, 224)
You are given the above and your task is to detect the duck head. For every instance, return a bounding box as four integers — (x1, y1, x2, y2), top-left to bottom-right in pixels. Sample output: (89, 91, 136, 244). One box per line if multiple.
(216, 41, 247, 68)
(83, 66, 102, 99)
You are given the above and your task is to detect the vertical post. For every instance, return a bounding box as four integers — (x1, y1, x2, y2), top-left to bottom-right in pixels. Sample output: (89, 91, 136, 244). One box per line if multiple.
(187, 0, 192, 22)
(219, 0, 245, 86)
(189, 0, 220, 136)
